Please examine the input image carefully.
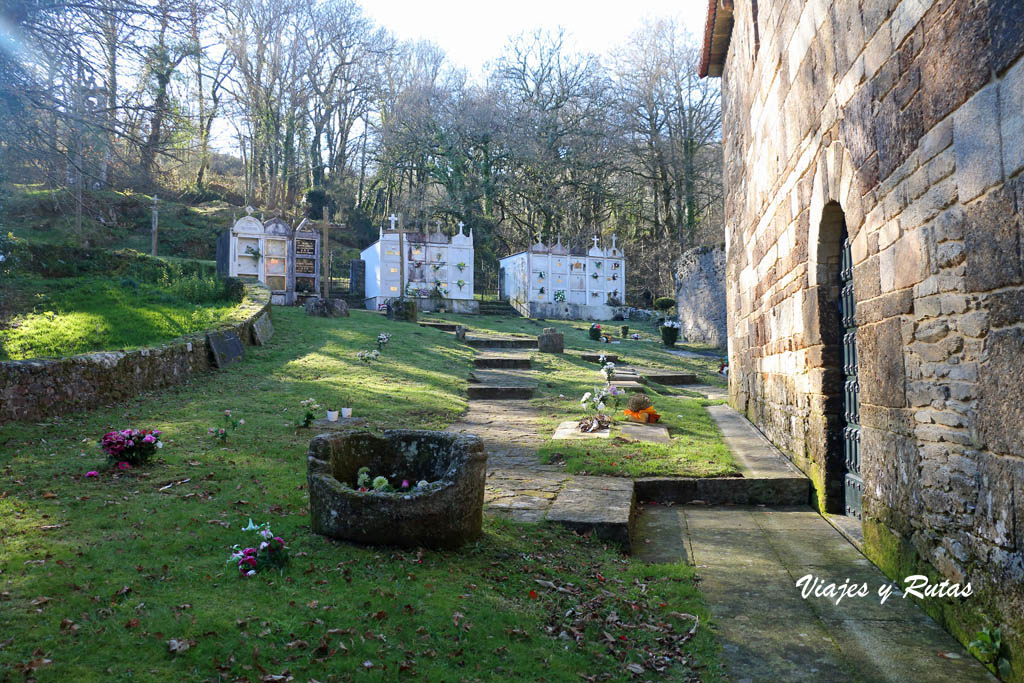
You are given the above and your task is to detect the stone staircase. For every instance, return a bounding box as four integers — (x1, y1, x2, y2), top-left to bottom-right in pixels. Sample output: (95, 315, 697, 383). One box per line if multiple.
(477, 300, 520, 316)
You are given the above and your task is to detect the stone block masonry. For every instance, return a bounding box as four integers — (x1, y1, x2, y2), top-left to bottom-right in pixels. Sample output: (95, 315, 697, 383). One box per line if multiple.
(673, 245, 727, 347)
(0, 283, 272, 423)
(706, 0, 1024, 674)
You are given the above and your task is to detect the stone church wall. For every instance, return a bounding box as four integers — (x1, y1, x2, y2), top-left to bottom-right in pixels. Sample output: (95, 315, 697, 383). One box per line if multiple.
(719, 0, 1024, 669)
(673, 245, 727, 347)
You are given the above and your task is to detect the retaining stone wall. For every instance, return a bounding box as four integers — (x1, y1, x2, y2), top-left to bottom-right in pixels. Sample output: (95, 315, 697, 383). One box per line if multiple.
(719, 0, 1024, 669)
(673, 245, 727, 347)
(0, 283, 271, 423)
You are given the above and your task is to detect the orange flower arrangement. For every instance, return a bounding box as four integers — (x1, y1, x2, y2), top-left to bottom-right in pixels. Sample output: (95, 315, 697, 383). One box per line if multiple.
(623, 406, 661, 423)
(623, 393, 660, 423)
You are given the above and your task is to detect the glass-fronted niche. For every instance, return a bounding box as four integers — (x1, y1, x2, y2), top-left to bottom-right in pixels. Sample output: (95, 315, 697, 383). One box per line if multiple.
(218, 213, 321, 305)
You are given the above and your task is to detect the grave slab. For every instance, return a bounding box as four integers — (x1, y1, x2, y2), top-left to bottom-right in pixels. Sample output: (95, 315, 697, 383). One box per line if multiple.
(609, 380, 646, 392)
(312, 416, 369, 430)
(619, 423, 671, 443)
(641, 371, 697, 385)
(419, 321, 459, 332)
(207, 330, 245, 369)
(580, 352, 619, 363)
(552, 420, 611, 440)
(546, 476, 637, 550)
(474, 354, 531, 369)
(252, 312, 274, 345)
(466, 336, 538, 349)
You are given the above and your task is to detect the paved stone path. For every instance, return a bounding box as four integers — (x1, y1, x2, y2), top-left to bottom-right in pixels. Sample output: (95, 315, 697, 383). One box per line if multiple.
(634, 505, 992, 682)
(443, 331, 988, 679)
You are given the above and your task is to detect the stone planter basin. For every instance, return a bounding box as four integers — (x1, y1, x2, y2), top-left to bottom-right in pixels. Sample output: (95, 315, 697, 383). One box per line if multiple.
(307, 429, 487, 549)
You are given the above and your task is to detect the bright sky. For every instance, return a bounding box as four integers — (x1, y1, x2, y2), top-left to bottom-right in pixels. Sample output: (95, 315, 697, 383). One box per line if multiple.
(361, 0, 708, 79)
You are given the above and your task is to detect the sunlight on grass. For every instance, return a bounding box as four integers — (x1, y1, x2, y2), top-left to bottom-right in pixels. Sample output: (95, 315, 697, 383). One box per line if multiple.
(0, 276, 239, 360)
(0, 307, 723, 680)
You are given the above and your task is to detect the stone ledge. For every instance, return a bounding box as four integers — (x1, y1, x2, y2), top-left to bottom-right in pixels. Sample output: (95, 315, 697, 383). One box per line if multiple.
(546, 476, 637, 551)
(0, 283, 272, 423)
(634, 477, 811, 506)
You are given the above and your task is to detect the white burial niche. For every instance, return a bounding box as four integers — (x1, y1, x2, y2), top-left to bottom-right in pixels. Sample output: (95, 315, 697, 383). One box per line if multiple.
(359, 215, 478, 313)
(498, 235, 625, 320)
(216, 209, 321, 305)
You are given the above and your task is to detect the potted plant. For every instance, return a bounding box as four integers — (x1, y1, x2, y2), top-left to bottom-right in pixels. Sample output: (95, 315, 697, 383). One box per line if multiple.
(589, 323, 602, 341)
(341, 407, 353, 418)
(661, 320, 681, 347)
(620, 325, 629, 338)
(327, 407, 339, 422)
(243, 245, 262, 260)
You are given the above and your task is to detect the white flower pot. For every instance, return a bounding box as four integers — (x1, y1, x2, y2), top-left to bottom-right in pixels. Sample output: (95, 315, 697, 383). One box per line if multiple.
(326, 410, 339, 422)
(341, 408, 352, 418)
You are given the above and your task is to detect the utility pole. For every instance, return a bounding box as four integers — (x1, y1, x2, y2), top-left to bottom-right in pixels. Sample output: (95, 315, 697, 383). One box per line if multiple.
(151, 195, 159, 256)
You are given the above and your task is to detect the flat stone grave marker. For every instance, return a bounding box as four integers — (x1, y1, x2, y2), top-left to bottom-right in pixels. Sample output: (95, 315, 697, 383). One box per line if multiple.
(553, 420, 611, 440)
(252, 312, 274, 345)
(312, 416, 368, 430)
(619, 423, 671, 444)
(581, 352, 619, 363)
(207, 330, 245, 369)
(610, 380, 646, 392)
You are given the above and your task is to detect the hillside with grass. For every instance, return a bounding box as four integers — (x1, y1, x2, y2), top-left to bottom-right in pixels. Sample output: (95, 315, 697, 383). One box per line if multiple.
(0, 234, 249, 360)
(0, 308, 724, 681)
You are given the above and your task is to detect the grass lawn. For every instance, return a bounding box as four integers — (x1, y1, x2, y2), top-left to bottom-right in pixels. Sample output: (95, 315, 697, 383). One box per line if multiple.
(0, 308, 722, 680)
(0, 275, 241, 360)
(423, 314, 735, 479)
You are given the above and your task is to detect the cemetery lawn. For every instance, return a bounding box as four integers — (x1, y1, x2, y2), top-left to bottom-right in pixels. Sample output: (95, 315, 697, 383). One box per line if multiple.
(425, 314, 735, 478)
(0, 275, 241, 360)
(0, 308, 723, 680)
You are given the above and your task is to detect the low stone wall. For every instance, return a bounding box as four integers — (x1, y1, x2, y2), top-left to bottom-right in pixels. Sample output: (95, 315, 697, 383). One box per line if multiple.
(0, 283, 271, 423)
(673, 246, 726, 347)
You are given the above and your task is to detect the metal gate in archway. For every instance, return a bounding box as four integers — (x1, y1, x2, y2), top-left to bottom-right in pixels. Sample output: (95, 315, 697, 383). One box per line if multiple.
(840, 236, 862, 519)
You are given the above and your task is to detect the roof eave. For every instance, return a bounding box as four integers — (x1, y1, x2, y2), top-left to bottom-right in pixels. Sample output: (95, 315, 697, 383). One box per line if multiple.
(699, 0, 735, 79)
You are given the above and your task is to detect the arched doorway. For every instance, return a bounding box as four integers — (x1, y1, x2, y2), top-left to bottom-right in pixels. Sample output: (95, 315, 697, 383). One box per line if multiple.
(816, 202, 860, 520)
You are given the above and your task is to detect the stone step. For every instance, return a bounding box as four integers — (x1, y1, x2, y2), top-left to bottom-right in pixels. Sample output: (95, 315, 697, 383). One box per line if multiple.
(581, 352, 619, 363)
(419, 321, 460, 332)
(546, 476, 637, 551)
(474, 355, 532, 369)
(466, 336, 538, 349)
(642, 371, 698, 385)
(634, 476, 811, 505)
(467, 384, 534, 400)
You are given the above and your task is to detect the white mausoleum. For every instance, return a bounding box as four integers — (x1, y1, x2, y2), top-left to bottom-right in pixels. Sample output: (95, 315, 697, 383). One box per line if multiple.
(360, 216, 478, 312)
(499, 235, 626, 320)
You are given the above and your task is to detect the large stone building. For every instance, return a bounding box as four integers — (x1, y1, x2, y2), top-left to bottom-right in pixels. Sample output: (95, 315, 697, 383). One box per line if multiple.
(703, 0, 1024, 669)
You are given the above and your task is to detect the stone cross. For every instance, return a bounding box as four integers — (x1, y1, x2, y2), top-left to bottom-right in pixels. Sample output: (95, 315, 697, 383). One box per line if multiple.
(388, 214, 398, 230)
(592, 235, 600, 249)
(458, 221, 465, 232)
(611, 234, 617, 250)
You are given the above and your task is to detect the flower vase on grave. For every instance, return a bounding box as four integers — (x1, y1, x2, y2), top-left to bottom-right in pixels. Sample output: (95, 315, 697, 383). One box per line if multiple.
(327, 410, 339, 422)
(341, 408, 352, 418)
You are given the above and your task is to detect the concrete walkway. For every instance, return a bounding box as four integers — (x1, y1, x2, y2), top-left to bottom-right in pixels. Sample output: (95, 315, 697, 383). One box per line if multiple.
(634, 505, 993, 682)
